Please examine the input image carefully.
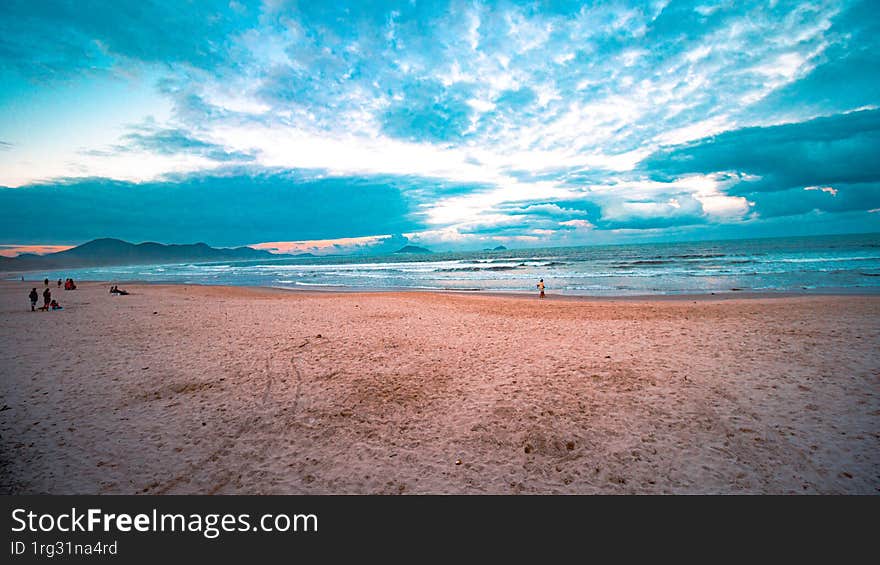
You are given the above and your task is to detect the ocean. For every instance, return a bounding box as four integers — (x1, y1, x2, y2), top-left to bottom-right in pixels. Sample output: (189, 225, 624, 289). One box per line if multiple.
(19, 233, 880, 296)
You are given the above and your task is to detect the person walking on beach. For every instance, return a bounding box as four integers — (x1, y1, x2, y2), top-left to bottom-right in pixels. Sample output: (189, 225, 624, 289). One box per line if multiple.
(42, 287, 51, 309)
(28, 288, 38, 311)
(537, 278, 545, 299)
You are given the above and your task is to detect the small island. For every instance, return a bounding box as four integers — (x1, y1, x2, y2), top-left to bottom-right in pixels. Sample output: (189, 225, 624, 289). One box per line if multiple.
(394, 245, 432, 254)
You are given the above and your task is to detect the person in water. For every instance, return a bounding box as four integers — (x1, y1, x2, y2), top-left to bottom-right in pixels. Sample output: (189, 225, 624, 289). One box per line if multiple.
(29, 288, 38, 311)
(537, 278, 545, 299)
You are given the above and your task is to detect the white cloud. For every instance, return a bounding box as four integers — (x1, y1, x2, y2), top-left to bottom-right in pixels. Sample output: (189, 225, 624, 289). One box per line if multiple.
(559, 219, 594, 229)
(654, 115, 733, 146)
(804, 186, 838, 196)
(553, 52, 575, 64)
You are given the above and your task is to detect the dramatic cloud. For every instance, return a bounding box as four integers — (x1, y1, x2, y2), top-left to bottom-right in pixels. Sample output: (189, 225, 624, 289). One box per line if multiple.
(641, 109, 880, 192)
(0, 170, 420, 246)
(0, 0, 877, 250)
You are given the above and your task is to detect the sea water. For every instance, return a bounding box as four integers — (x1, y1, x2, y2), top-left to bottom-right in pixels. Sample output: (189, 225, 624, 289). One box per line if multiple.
(21, 233, 880, 296)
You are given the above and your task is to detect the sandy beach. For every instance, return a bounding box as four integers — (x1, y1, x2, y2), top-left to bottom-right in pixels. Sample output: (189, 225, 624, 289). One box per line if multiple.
(0, 280, 877, 494)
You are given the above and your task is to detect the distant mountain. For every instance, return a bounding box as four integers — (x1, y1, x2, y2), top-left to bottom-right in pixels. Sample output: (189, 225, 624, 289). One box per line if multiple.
(394, 245, 432, 254)
(0, 238, 287, 273)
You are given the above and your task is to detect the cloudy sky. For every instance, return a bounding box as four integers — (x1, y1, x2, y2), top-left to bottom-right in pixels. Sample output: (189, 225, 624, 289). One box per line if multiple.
(1, 0, 878, 255)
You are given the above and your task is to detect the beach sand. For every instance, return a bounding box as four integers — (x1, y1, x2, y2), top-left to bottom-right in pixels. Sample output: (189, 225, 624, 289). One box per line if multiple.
(0, 281, 877, 494)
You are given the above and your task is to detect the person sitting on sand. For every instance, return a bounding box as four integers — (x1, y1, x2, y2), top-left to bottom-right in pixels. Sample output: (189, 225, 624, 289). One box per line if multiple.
(537, 278, 545, 299)
(50, 299, 62, 310)
(42, 287, 51, 309)
(29, 288, 38, 311)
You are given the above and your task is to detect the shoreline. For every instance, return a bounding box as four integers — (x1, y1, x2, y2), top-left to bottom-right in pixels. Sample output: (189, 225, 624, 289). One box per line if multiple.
(3, 279, 879, 302)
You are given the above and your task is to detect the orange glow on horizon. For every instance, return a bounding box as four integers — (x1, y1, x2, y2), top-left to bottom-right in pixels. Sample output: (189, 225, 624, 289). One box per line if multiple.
(0, 244, 74, 258)
(249, 235, 390, 255)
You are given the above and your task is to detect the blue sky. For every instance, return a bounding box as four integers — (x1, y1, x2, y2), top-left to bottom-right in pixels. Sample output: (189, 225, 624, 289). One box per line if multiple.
(0, 0, 878, 254)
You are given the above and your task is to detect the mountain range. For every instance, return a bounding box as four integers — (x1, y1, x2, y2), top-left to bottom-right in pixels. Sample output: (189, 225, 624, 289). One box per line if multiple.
(0, 238, 294, 273)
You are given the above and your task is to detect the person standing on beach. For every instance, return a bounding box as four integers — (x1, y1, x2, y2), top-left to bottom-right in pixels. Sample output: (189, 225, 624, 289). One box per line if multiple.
(43, 287, 51, 309)
(57, 278, 62, 287)
(537, 278, 545, 299)
(44, 277, 49, 287)
(28, 288, 38, 311)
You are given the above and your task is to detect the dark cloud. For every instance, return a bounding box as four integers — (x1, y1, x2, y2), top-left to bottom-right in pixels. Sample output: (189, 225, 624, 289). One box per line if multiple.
(0, 170, 421, 246)
(743, 183, 880, 219)
(641, 109, 880, 193)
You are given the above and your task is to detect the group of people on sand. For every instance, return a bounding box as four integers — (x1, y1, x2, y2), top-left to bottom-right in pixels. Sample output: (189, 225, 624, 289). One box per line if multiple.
(29, 286, 61, 311)
(28, 276, 77, 311)
(44, 277, 76, 290)
(28, 278, 132, 311)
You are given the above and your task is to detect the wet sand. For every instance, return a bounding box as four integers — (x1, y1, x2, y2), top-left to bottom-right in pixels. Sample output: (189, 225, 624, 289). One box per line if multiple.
(0, 281, 878, 494)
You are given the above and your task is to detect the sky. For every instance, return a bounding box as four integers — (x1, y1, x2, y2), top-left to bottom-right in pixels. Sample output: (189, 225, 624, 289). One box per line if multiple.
(0, 0, 878, 255)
